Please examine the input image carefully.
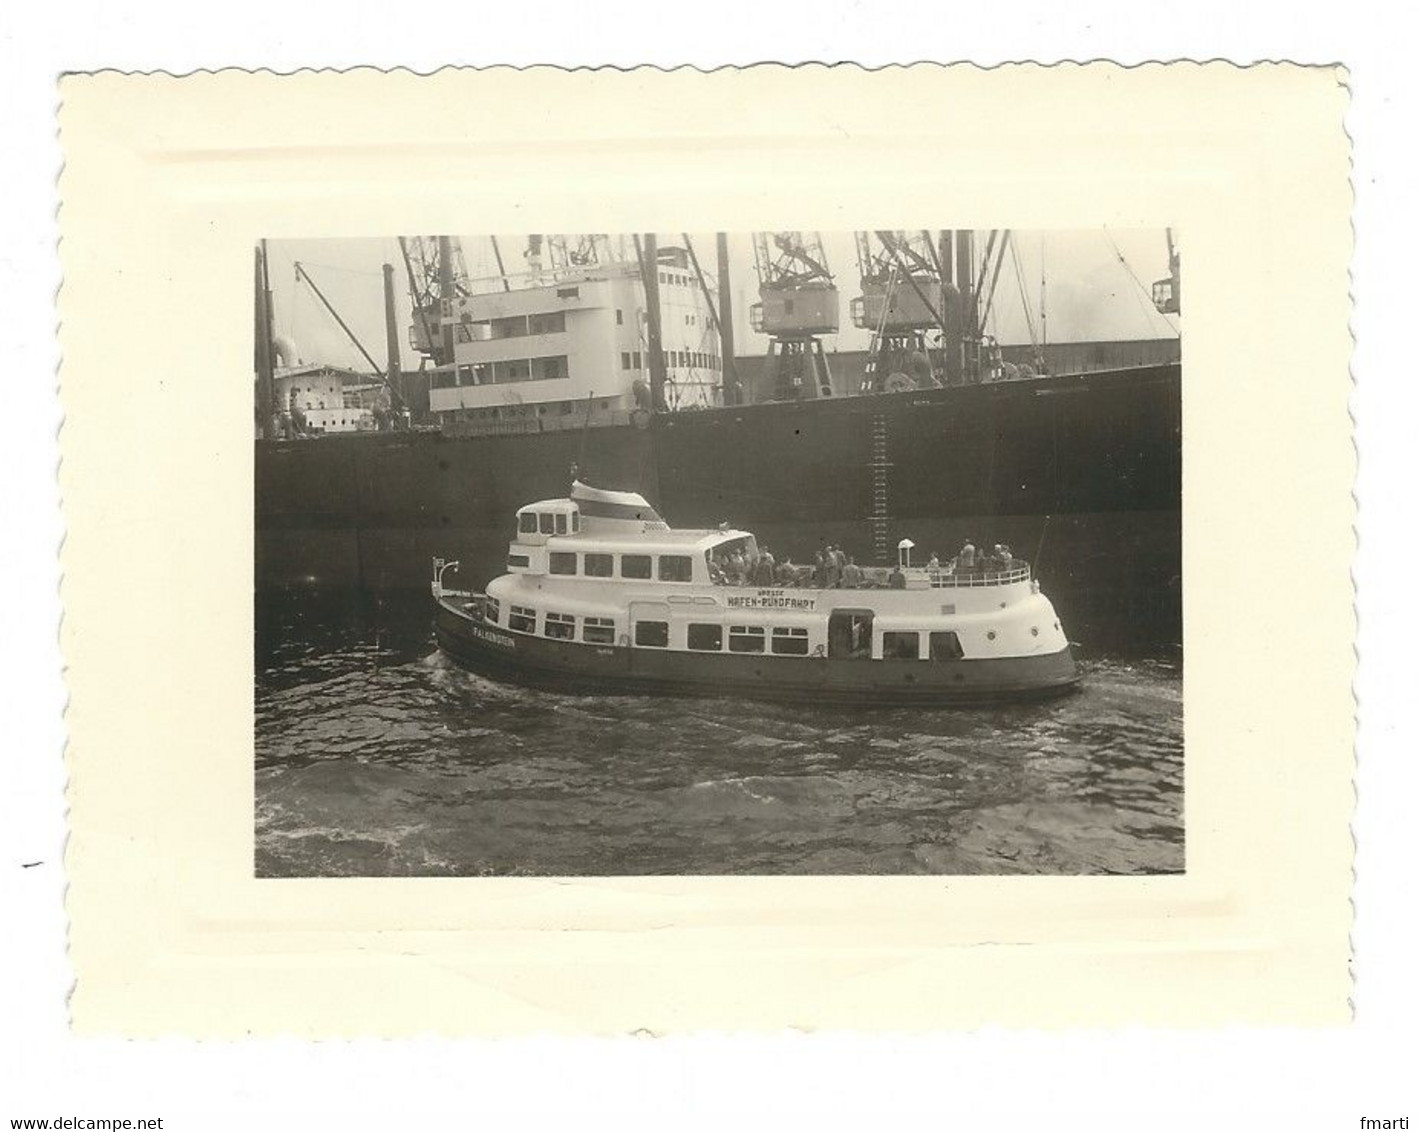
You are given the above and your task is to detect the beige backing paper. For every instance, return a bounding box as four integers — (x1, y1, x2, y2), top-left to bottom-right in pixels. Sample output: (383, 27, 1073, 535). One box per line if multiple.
(58, 64, 1354, 1035)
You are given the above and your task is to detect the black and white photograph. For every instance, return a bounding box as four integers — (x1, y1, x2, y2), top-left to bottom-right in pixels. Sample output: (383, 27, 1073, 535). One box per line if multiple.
(254, 227, 1183, 877)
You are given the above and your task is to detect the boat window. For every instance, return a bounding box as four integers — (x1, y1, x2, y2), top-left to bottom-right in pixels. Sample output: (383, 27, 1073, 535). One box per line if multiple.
(929, 631, 965, 660)
(728, 625, 765, 653)
(584, 553, 613, 577)
(538, 513, 555, 534)
(518, 512, 537, 534)
(687, 623, 722, 651)
(621, 352, 632, 370)
(571, 512, 580, 533)
(555, 513, 568, 535)
(544, 612, 576, 641)
(658, 555, 693, 583)
(621, 554, 653, 580)
(509, 605, 537, 634)
(634, 620, 669, 648)
(771, 627, 810, 656)
(549, 552, 577, 576)
(882, 631, 922, 660)
(484, 597, 501, 625)
(507, 553, 530, 569)
(583, 617, 615, 645)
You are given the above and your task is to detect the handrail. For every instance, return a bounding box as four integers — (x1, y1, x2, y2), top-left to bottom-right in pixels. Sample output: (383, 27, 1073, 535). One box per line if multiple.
(920, 561, 1031, 588)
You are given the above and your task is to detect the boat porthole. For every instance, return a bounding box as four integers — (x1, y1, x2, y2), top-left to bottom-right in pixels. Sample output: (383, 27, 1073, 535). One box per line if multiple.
(1031, 627, 1039, 637)
(987, 630, 997, 641)
(999, 601, 1007, 609)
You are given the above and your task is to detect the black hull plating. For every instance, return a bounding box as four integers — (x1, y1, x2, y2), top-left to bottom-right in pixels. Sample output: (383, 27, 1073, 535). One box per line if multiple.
(258, 364, 1181, 651)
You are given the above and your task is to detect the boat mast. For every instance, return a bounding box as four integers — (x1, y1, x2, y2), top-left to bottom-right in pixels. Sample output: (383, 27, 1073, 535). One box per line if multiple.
(682, 233, 739, 407)
(381, 262, 407, 412)
(254, 242, 276, 435)
(953, 229, 977, 380)
(716, 232, 740, 405)
(634, 232, 667, 411)
(436, 236, 456, 363)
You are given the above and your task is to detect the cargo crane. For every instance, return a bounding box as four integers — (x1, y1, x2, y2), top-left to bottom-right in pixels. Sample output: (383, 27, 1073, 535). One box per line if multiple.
(1152, 228, 1181, 315)
(399, 236, 472, 365)
(750, 231, 839, 401)
(536, 233, 620, 273)
(851, 230, 955, 392)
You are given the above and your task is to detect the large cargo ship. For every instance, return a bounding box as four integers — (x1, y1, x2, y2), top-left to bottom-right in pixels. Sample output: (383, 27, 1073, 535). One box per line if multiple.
(255, 231, 1181, 653)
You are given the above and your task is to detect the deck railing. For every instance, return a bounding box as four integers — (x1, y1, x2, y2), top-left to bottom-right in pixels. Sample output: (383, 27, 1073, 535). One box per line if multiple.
(920, 561, 1032, 588)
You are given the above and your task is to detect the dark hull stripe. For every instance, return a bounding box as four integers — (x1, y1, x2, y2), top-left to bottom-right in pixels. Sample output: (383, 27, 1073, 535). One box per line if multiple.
(435, 603, 1079, 707)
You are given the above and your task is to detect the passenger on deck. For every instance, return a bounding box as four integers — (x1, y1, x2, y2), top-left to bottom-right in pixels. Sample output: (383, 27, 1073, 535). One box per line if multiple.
(756, 549, 776, 587)
(888, 565, 907, 589)
(927, 552, 940, 570)
(728, 549, 747, 585)
(776, 556, 795, 586)
(958, 540, 977, 572)
(824, 546, 841, 589)
(842, 556, 863, 589)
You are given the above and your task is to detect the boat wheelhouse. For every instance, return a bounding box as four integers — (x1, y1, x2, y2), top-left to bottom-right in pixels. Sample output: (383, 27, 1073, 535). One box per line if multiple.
(432, 481, 1079, 704)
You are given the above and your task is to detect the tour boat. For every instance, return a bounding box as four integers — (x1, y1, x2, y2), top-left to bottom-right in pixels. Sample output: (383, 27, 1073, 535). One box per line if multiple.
(432, 481, 1079, 705)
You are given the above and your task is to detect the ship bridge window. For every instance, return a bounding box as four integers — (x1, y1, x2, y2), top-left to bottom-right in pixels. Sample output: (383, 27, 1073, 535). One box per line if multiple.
(555, 513, 568, 535)
(539, 513, 555, 534)
(518, 512, 538, 535)
(509, 605, 537, 634)
(882, 631, 922, 660)
(930, 631, 965, 660)
(529, 311, 565, 335)
(584, 553, 613, 578)
(549, 552, 577, 576)
(728, 625, 765, 654)
(507, 553, 530, 568)
(621, 554, 653, 580)
(484, 597, 501, 625)
(634, 620, 669, 648)
(583, 617, 615, 645)
(571, 512, 581, 533)
(687, 624, 723, 651)
(771, 627, 810, 656)
(544, 612, 576, 641)
(658, 555, 693, 583)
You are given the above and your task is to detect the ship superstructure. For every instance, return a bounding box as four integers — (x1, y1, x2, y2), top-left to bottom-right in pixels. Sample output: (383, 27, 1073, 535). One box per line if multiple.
(412, 236, 725, 431)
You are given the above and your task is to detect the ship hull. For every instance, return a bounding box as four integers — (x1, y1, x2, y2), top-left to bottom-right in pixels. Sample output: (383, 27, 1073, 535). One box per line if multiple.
(258, 364, 1181, 653)
(435, 599, 1079, 706)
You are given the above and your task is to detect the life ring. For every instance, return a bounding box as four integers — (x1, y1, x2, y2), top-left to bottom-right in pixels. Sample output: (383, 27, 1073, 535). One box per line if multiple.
(883, 372, 914, 394)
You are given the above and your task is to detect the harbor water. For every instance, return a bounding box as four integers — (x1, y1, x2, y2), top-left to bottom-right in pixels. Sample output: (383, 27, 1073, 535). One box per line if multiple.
(255, 596, 1184, 877)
